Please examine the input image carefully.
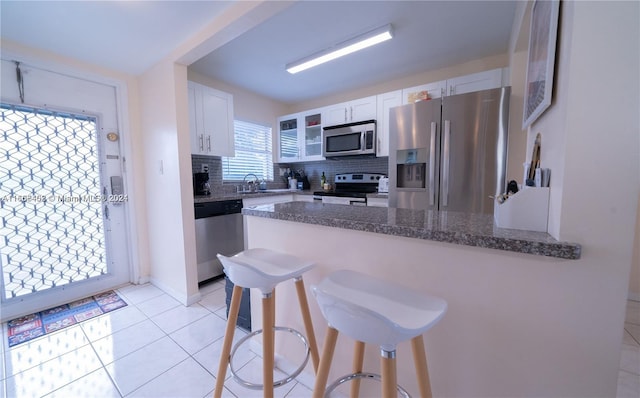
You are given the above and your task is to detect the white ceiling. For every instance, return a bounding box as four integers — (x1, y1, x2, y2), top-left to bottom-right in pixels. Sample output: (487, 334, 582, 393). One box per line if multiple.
(1, 1, 517, 105)
(0, 0, 233, 74)
(191, 1, 517, 104)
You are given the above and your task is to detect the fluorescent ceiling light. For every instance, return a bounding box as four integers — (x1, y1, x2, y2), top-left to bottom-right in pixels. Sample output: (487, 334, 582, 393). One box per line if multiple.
(286, 24, 393, 74)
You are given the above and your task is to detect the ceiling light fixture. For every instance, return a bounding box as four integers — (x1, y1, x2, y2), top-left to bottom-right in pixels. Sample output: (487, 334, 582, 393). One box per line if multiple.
(286, 24, 393, 74)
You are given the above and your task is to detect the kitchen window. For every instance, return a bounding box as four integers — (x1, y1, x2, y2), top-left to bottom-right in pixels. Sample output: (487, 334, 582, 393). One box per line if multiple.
(222, 120, 274, 181)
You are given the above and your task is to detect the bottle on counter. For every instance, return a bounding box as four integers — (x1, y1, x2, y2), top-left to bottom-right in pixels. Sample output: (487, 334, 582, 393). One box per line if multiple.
(320, 172, 326, 188)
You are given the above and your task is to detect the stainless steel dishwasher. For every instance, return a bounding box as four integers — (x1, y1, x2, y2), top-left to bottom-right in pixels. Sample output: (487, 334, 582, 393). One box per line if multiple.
(194, 199, 244, 283)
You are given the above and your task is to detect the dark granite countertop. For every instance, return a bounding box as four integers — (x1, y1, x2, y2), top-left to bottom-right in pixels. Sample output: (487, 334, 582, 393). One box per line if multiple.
(242, 201, 581, 260)
(194, 190, 313, 204)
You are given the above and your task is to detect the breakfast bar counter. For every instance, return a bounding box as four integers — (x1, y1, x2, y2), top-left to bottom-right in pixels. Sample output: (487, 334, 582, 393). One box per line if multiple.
(241, 201, 591, 397)
(242, 201, 581, 259)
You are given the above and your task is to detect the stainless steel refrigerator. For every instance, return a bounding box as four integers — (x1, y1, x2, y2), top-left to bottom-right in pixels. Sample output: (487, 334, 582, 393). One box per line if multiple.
(389, 87, 510, 213)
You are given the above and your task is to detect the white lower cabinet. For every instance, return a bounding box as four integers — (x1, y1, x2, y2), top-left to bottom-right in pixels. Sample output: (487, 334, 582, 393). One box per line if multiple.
(367, 197, 388, 207)
(293, 194, 315, 202)
(242, 194, 293, 207)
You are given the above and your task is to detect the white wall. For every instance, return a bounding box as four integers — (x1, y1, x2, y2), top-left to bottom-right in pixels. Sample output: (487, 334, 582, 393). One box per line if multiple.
(520, 0, 639, 390)
(631, 200, 640, 300)
(138, 60, 199, 304)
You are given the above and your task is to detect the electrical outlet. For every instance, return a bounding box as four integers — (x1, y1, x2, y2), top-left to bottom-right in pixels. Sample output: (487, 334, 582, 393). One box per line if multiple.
(201, 164, 209, 173)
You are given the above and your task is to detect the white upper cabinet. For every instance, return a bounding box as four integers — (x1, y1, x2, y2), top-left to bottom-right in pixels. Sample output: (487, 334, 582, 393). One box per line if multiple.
(401, 80, 447, 104)
(277, 113, 301, 162)
(401, 68, 504, 104)
(323, 95, 377, 126)
(188, 81, 234, 157)
(275, 68, 508, 162)
(376, 90, 402, 157)
(445, 68, 503, 96)
(276, 109, 325, 163)
(301, 111, 324, 161)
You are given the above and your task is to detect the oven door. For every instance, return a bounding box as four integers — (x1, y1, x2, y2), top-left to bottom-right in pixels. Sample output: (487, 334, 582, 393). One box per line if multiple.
(321, 196, 367, 206)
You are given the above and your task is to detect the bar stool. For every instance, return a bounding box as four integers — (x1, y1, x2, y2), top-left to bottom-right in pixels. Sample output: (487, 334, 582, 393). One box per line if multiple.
(213, 248, 320, 398)
(311, 270, 447, 398)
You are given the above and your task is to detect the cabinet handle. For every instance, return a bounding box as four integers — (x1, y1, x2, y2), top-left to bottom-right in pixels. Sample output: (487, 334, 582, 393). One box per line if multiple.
(206, 135, 211, 151)
(199, 134, 204, 151)
(441, 87, 445, 97)
(449, 86, 454, 96)
(350, 106, 353, 121)
(344, 108, 347, 123)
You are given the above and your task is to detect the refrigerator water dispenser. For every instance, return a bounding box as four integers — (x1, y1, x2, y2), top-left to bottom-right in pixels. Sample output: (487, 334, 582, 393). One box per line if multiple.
(396, 148, 427, 189)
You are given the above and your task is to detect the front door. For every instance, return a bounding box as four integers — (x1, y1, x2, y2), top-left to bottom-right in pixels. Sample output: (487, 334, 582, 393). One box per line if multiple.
(0, 60, 131, 321)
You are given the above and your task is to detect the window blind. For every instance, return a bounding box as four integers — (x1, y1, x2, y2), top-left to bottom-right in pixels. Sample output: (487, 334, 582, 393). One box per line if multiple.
(222, 120, 274, 181)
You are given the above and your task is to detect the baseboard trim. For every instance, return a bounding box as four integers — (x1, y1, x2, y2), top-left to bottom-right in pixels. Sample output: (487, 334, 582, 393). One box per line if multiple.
(149, 277, 201, 306)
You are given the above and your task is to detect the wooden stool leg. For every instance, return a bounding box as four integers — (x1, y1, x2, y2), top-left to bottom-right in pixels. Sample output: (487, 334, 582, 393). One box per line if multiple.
(411, 335, 433, 398)
(294, 277, 320, 372)
(313, 326, 339, 398)
(271, 288, 276, 355)
(262, 292, 275, 398)
(213, 285, 242, 398)
(351, 341, 365, 398)
(380, 349, 397, 398)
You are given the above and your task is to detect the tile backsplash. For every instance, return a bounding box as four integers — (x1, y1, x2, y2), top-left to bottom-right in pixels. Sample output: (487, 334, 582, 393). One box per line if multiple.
(191, 155, 389, 193)
(279, 157, 389, 191)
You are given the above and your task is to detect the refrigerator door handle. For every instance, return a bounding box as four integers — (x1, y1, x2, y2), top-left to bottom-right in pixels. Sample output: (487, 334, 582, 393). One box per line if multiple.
(442, 120, 451, 207)
(429, 122, 437, 206)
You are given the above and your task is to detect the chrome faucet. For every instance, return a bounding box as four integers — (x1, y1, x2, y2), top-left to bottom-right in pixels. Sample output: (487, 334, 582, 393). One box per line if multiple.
(242, 173, 260, 192)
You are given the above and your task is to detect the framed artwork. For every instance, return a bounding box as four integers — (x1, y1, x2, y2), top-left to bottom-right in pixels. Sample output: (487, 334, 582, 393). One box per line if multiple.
(522, 0, 560, 129)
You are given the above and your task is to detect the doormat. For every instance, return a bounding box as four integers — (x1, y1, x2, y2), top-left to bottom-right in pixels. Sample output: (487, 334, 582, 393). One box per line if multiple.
(6, 290, 127, 347)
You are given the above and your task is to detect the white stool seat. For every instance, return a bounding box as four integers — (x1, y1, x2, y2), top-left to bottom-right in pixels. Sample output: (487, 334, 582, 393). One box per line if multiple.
(218, 248, 315, 294)
(213, 248, 320, 398)
(312, 270, 447, 351)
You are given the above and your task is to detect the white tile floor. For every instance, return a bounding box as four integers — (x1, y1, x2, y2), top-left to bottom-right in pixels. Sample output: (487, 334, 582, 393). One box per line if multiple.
(619, 299, 640, 398)
(1, 282, 638, 398)
(0, 280, 312, 398)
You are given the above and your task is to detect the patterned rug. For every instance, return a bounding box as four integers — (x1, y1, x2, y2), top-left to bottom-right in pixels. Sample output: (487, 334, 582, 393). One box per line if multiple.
(6, 290, 127, 347)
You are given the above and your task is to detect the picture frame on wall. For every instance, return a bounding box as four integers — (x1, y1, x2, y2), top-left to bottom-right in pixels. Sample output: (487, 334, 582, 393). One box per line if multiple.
(522, 0, 560, 129)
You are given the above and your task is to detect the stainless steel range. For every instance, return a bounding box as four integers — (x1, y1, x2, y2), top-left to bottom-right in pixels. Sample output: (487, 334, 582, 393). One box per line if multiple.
(313, 173, 386, 206)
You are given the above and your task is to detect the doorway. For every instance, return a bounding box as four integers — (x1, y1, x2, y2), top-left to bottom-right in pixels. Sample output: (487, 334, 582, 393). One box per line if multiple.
(0, 61, 131, 320)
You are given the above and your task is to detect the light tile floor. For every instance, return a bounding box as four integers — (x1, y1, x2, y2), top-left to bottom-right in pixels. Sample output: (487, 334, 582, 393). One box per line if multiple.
(0, 280, 312, 398)
(1, 282, 638, 397)
(619, 299, 640, 398)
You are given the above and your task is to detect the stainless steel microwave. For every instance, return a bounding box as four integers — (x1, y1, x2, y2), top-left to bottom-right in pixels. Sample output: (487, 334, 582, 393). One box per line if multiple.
(322, 120, 376, 158)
